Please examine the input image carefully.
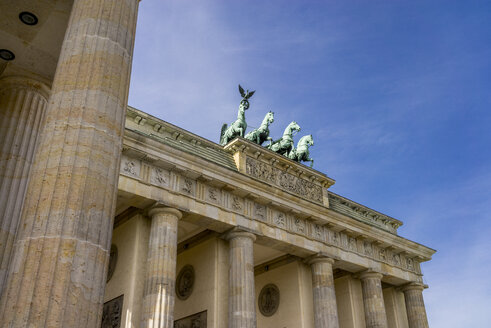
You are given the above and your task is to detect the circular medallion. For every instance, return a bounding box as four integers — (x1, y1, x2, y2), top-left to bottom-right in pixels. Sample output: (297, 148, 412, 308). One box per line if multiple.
(258, 283, 280, 316)
(176, 265, 195, 300)
(106, 244, 118, 282)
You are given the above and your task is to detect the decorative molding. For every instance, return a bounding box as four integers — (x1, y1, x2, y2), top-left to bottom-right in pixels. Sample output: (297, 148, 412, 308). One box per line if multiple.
(328, 192, 402, 234)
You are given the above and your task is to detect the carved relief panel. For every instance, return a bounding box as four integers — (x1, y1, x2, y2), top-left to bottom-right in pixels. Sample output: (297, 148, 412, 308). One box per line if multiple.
(253, 203, 267, 222)
(120, 155, 141, 179)
(151, 167, 170, 187)
(174, 311, 207, 328)
(206, 186, 221, 204)
(181, 177, 195, 196)
(245, 157, 323, 204)
(101, 295, 123, 328)
(230, 195, 243, 212)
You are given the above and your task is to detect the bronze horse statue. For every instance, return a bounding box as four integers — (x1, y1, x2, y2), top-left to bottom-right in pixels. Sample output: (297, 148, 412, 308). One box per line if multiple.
(288, 134, 314, 167)
(267, 121, 301, 156)
(220, 85, 255, 145)
(245, 111, 274, 145)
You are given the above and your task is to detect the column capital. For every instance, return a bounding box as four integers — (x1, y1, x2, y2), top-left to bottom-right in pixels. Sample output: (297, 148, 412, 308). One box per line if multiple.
(0, 75, 51, 99)
(358, 269, 384, 281)
(224, 227, 257, 242)
(306, 253, 336, 265)
(400, 282, 427, 292)
(148, 205, 182, 220)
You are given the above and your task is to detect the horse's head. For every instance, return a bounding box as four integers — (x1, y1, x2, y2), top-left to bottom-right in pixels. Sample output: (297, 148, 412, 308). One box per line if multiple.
(306, 134, 314, 146)
(266, 111, 274, 124)
(287, 121, 301, 136)
(298, 134, 314, 147)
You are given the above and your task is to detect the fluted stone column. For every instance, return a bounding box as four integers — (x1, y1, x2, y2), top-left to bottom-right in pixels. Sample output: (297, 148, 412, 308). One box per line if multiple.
(141, 207, 182, 328)
(0, 0, 140, 326)
(0, 76, 49, 297)
(226, 230, 257, 328)
(359, 271, 389, 328)
(308, 255, 340, 328)
(401, 283, 429, 328)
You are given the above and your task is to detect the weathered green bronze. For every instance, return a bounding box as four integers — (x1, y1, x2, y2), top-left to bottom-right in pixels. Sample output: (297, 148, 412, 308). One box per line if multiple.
(220, 84, 255, 145)
(288, 134, 314, 167)
(267, 121, 301, 156)
(244, 111, 274, 145)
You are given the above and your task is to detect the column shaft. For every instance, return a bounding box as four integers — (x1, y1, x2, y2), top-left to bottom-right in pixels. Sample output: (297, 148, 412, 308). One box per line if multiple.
(141, 207, 182, 328)
(0, 0, 140, 326)
(359, 271, 389, 328)
(227, 231, 256, 328)
(0, 77, 49, 297)
(309, 256, 340, 328)
(402, 284, 429, 328)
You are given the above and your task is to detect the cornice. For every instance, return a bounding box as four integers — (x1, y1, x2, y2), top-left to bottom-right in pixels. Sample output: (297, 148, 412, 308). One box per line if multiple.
(328, 192, 403, 233)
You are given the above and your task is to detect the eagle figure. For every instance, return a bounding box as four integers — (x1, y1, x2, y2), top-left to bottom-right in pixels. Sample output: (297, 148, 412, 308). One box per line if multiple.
(238, 84, 255, 101)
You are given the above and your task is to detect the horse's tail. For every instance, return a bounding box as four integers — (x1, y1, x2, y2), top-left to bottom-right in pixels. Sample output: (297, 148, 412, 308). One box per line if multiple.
(220, 123, 228, 144)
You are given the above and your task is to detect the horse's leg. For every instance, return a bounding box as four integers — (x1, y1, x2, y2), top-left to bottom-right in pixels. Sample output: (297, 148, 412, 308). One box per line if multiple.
(309, 158, 314, 168)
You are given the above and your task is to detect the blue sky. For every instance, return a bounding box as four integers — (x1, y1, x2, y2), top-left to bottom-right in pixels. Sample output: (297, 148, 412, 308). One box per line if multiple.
(128, 1, 491, 326)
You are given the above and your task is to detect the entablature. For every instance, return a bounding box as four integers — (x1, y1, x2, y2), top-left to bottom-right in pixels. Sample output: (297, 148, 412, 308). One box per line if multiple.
(119, 126, 436, 281)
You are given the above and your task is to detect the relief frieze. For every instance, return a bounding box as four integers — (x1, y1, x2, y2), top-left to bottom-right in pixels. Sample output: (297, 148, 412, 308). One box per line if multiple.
(312, 224, 324, 241)
(121, 155, 140, 178)
(407, 257, 414, 270)
(231, 195, 243, 211)
(246, 157, 323, 204)
(151, 167, 169, 187)
(181, 178, 195, 195)
(254, 203, 266, 221)
(363, 241, 373, 256)
(207, 187, 220, 203)
(128, 157, 419, 275)
(392, 253, 401, 266)
(293, 218, 305, 234)
(348, 237, 357, 251)
(274, 212, 286, 228)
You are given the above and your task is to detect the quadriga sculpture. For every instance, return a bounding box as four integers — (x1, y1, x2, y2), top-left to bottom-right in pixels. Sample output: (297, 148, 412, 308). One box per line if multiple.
(220, 85, 255, 145)
(288, 134, 314, 167)
(267, 121, 301, 156)
(245, 111, 274, 145)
